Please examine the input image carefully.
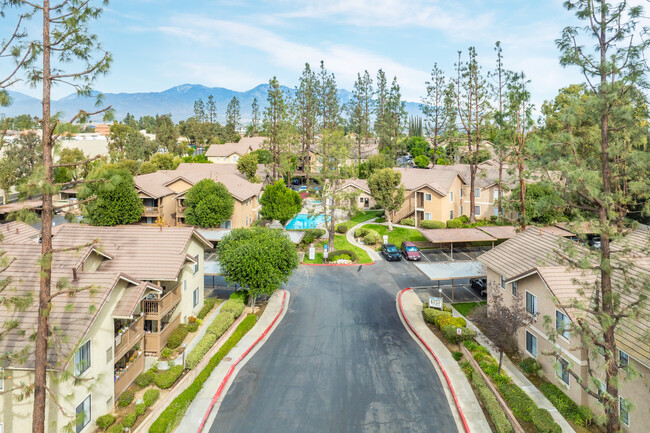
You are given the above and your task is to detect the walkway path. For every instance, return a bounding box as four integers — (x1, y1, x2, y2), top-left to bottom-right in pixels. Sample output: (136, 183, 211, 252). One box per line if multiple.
(345, 218, 382, 261)
(453, 306, 577, 433)
(185, 299, 225, 355)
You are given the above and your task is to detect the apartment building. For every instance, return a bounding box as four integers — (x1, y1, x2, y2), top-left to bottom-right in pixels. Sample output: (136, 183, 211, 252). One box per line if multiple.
(134, 163, 263, 228)
(478, 227, 650, 433)
(0, 223, 211, 433)
(204, 136, 266, 164)
(340, 178, 375, 210)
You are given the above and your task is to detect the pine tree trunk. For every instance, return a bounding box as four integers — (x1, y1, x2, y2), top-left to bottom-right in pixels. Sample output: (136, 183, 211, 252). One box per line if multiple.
(33, 3, 52, 433)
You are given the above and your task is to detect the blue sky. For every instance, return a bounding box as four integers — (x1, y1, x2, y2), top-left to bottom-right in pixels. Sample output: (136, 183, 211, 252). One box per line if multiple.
(7, 0, 626, 109)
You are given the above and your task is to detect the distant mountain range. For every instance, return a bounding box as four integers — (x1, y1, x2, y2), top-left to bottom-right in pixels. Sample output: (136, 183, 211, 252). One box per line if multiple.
(0, 84, 422, 123)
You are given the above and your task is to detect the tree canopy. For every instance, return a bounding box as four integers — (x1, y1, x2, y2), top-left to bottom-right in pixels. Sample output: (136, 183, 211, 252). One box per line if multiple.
(368, 168, 405, 230)
(259, 181, 302, 224)
(183, 179, 234, 228)
(236, 152, 259, 182)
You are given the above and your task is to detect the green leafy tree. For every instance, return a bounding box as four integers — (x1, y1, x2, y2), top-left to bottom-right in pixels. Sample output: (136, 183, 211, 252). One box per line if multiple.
(357, 153, 393, 179)
(421, 64, 454, 167)
(259, 180, 302, 224)
(347, 70, 373, 164)
(294, 63, 319, 187)
(217, 226, 298, 305)
(154, 114, 180, 154)
(507, 183, 565, 224)
(368, 168, 405, 230)
(318, 61, 340, 130)
(413, 155, 430, 168)
(78, 166, 143, 226)
(263, 77, 291, 180)
(138, 153, 182, 175)
(237, 152, 259, 182)
(251, 148, 272, 164)
(53, 147, 89, 184)
(225, 96, 241, 141)
(123, 112, 137, 129)
(0, 131, 42, 192)
(183, 179, 234, 228)
(248, 97, 260, 136)
(137, 115, 156, 133)
(108, 122, 157, 162)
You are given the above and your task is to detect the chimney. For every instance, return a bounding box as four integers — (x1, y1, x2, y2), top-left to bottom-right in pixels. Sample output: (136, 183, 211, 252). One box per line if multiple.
(72, 268, 78, 281)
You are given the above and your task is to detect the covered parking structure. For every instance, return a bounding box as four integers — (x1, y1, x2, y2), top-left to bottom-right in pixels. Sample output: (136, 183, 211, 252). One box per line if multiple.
(418, 228, 497, 260)
(413, 261, 487, 303)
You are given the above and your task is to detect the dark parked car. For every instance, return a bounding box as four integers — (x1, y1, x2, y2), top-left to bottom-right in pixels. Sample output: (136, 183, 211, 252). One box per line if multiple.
(470, 278, 487, 297)
(400, 241, 422, 261)
(381, 243, 402, 261)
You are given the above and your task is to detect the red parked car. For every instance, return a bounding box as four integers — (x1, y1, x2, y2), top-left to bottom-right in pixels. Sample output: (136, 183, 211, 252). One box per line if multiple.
(400, 241, 422, 261)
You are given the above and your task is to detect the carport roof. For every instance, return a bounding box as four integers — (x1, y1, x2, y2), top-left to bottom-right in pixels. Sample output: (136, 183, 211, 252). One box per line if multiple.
(414, 261, 487, 281)
(419, 228, 496, 243)
(476, 225, 574, 240)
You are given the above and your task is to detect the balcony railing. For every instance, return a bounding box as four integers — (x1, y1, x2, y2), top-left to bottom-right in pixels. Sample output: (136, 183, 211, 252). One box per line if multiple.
(142, 284, 181, 320)
(143, 206, 160, 217)
(143, 314, 181, 356)
(114, 353, 144, 398)
(114, 315, 144, 362)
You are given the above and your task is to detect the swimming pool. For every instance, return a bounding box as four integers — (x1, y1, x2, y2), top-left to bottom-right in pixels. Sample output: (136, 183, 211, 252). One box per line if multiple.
(286, 214, 328, 230)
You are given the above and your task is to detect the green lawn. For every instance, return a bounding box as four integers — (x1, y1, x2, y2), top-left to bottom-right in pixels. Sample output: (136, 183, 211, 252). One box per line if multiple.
(452, 301, 486, 317)
(336, 210, 383, 232)
(301, 234, 373, 264)
(363, 224, 427, 248)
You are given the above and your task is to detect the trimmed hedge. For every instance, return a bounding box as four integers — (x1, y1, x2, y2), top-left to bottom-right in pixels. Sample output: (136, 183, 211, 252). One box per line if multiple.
(446, 218, 463, 228)
(420, 220, 445, 229)
(336, 224, 348, 234)
(166, 324, 188, 350)
(135, 402, 146, 416)
(197, 298, 218, 320)
(229, 290, 248, 304)
(96, 414, 115, 430)
(136, 370, 154, 388)
(400, 218, 415, 226)
(207, 312, 236, 337)
(363, 232, 378, 245)
(354, 227, 369, 237)
(328, 249, 358, 263)
(220, 299, 245, 318)
(118, 389, 134, 407)
(154, 365, 183, 389)
(302, 228, 326, 238)
(539, 382, 593, 426)
(123, 412, 137, 428)
(185, 332, 218, 370)
(442, 325, 476, 343)
(470, 366, 513, 433)
(187, 321, 199, 332)
(438, 316, 467, 329)
(149, 314, 258, 433)
(422, 308, 449, 325)
(498, 382, 535, 422)
(106, 423, 123, 433)
(143, 388, 160, 407)
(531, 407, 562, 433)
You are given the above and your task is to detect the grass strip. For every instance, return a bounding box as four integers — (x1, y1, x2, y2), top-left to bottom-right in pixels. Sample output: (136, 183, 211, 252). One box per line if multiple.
(452, 301, 486, 317)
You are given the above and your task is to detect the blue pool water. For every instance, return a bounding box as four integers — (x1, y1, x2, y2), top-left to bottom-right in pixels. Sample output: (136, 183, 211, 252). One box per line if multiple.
(286, 214, 327, 230)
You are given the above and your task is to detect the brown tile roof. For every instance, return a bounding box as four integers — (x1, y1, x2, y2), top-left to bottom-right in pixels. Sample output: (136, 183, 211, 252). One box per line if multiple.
(419, 227, 497, 244)
(204, 136, 267, 157)
(112, 281, 162, 319)
(0, 221, 40, 244)
(341, 178, 370, 194)
(52, 225, 212, 281)
(0, 198, 44, 215)
(394, 166, 464, 196)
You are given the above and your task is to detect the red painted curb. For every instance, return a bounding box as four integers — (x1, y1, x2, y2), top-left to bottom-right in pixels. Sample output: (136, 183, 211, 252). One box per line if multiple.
(302, 261, 375, 267)
(196, 290, 288, 433)
(398, 287, 471, 433)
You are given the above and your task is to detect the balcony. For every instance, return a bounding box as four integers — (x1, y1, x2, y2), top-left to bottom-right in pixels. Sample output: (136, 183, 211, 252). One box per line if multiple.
(143, 206, 160, 217)
(144, 314, 181, 356)
(142, 284, 181, 321)
(114, 316, 144, 362)
(114, 353, 144, 398)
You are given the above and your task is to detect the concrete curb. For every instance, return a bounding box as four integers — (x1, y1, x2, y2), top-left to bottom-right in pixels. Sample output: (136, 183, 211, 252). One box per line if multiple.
(397, 288, 491, 433)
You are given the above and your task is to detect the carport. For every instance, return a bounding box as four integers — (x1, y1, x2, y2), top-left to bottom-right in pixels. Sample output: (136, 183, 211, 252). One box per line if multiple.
(418, 228, 497, 260)
(413, 261, 487, 302)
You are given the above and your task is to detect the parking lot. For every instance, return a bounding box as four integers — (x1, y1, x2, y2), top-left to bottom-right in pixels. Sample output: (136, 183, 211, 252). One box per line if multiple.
(412, 282, 486, 304)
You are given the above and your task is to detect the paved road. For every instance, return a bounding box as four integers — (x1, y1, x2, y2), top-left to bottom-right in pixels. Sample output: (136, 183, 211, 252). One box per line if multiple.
(208, 261, 459, 433)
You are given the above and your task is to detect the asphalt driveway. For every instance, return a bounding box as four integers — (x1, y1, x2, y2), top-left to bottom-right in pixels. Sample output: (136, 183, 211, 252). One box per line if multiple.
(208, 262, 459, 433)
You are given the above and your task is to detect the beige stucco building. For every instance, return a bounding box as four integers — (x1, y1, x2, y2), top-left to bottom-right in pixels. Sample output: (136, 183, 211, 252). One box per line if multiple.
(0, 222, 211, 433)
(478, 227, 650, 433)
(204, 136, 265, 164)
(340, 178, 375, 210)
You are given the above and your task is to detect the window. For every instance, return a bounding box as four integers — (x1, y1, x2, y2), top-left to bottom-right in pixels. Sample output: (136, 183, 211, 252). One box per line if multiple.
(424, 193, 432, 201)
(526, 292, 537, 315)
(474, 205, 481, 216)
(221, 220, 232, 229)
(556, 310, 570, 340)
(193, 255, 199, 274)
(460, 205, 463, 215)
(619, 350, 629, 367)
(449, 210, 454, 220)
(474, 188, 481, 198)
(493, 207, 499, 217)
(526, 331, 537, 357)
(74, 340, 91, 376)
(75, 394, 91, 433)
(183, 279, 187, 292)
(558, 357, 570, 385)
(359, 197, 364, 203)
(193, 288, 199, 308)
(511, 281, 517, 296)
(620, 396, 630, 426)
(424, 212, 432, 220)
(105, 346, 112, 363)
(460, 188, 463, 198)
(449, 191, 453, 202)
(494, 189, 499, 200)
(500, 276, 506, 289)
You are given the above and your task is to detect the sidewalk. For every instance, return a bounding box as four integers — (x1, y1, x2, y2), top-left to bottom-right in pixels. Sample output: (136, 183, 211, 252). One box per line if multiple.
(184, 299, 225, 356)
(345, 219, 382, 261)
(398, 289, 491, 433)
(452, 306, 577, 433)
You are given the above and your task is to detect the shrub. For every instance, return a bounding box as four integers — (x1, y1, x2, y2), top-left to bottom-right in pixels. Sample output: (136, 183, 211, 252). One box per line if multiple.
(336, 224, 347, 233)
(463, 340, 480, 352)
(442, 325, 476, 343)
(328, 250, 358, 262)
(354, 227, 369, 237)
(187, 321, 199, 332)
(498, 382, 534, 421)
(363, 232, 378, 245)
(96, 414, 115, 430)
(221, 299, 245, 318)
(123, 412, 137, 428)
(460, 360, 474, 377)
(160, 347, 171, 360)
(471, 369, 513, 433)
(135, 403, 146, 416)
(143, 388, 160, 407)
(577, 406, 594, 427)
(437, 316, 467, 329)
(229, 290, 249, 303)
(422, 308, 449, 325)
(118, 389, 134, 407)
(519, 357, 542, 376)
(207, 312, 236, 337)
(400, 218, 415, 226)
(432, 311, 452, 328)
(303, 228, 326, 238)
(149, 315, 257, 433)
(459, 215, 470, 223)
(446, 218, 463, 228)
(135, 370, 154, 388)
(186, 332, 218, 370)
(539, 382, 592, 425)
(106, 423, 123, 433)
(374, 217, 386, 223)
(531, 408, 562, 433)
(452, 351, 462, 361)
(166, 324, 188, 350)
(197, 298, 217, 319)
(153, 365, 183, 389)
(420, 220, 445, 229)
(302, 234, 315, 244)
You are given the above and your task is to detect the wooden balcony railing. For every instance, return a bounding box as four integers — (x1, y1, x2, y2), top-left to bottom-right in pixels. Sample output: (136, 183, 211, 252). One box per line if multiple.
(143, 206, 160, 217)
(142, 284, 181, 320)
(143, 314, 181, 356)
(114, 315, 144, 361)
(114, 353, 144, 398)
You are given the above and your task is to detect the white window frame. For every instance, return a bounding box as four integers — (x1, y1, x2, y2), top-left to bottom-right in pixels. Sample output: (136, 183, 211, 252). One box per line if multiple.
(500, 276, 506, 289)
(193, 288, 199, 308)
(449, 191, 453, 202)
(474, 188, 481, 198)
(620, 396, 630, 426)
(511, 281, 517, 296)
(75, 394, 91, 433)
(424, 193, 432, 201)
(556, 310, 570, 341)
(74, 339, 91, 377)
(526, 330, 537, 358)
(619, 349, 629, 367)
(526, 291, 537, 315)
(474, 205, 481, 216)
(494, 189, 499, 200)
(193, 254, 199, 274)
(424, 212, 432, 221)
(558, 357, 570, 385)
